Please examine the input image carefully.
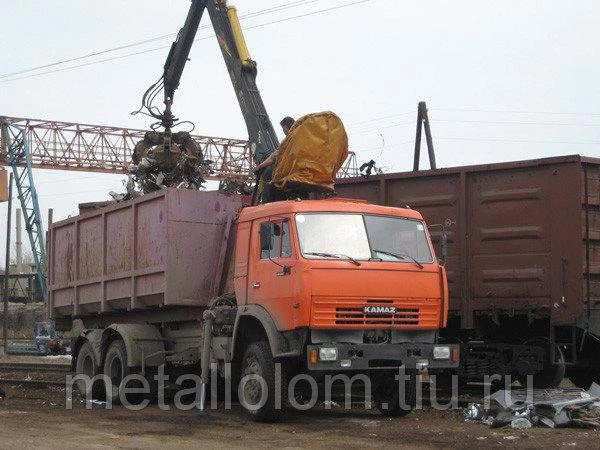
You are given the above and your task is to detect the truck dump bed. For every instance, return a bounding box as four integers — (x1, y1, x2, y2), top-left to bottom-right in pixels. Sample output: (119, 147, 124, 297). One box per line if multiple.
(48, 189, 242, 319)
(336, 155, 600, 329)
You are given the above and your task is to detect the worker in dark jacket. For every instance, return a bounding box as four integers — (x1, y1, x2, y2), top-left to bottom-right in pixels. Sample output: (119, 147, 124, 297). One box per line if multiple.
(255, 116, 295, 202)
(279, 116, 294, 135)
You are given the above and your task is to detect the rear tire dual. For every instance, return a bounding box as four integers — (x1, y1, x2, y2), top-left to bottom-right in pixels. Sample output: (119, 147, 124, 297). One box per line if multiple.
(75, 339, 141, 404)
(75, 340, 105, 399)
(103, 339, 133, 403)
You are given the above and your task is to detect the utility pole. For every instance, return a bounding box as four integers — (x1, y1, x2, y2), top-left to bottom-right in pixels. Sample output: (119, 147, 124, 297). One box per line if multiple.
(413, 101, 437, 171)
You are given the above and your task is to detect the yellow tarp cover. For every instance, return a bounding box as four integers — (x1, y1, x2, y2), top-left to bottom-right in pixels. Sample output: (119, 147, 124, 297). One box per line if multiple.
(272, 111, 348, 192)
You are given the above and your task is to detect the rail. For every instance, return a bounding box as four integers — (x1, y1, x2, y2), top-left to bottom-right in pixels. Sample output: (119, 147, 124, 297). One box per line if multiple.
(0, 378, 65, 387)
(0, 362, 71, 373)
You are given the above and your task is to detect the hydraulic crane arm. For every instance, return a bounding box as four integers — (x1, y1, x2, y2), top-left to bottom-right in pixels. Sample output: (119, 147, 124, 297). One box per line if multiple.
(163, 0, 207, 105)
(139, 0, 206, 132)
(205, 1, 279, 164)
(138, 0, 278, 165)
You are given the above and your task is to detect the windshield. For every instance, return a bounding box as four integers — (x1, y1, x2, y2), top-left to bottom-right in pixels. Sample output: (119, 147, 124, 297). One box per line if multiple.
(295, 213, 434, 264)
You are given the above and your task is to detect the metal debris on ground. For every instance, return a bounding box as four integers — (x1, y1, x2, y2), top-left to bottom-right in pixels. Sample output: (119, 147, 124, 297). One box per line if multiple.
(465, 403, 485, 421)
(464, 383, 600, 428)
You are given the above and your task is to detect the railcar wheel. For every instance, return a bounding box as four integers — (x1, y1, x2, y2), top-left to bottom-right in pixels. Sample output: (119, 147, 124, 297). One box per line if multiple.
(520, 338, 565, 388)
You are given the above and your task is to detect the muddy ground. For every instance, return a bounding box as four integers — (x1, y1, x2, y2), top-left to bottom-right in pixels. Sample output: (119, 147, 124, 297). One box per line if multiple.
(1, 372, 599, 449)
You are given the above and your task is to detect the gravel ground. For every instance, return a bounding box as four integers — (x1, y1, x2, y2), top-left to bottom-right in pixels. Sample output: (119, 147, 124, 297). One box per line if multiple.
(1, 374, 599, 449)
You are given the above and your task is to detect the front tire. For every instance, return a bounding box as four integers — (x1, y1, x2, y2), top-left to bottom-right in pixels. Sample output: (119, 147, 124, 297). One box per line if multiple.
(239, 341, 285, 422)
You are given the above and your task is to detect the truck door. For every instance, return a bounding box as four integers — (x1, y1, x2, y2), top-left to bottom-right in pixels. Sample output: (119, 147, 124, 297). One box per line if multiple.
(247, 218, 297, 330)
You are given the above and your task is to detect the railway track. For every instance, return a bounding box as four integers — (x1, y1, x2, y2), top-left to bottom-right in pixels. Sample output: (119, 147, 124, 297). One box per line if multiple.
(0, 362, 71, 373)
(0, 378, 65, 388)
(0, 362, 71, 389)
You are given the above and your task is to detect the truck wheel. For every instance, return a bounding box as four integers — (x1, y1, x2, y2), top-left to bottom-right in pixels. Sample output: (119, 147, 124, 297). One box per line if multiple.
(373, 370, 417, 417)
(103, 339, 132, 403)
(75, 340, 104, 399)
(239, 341, 284, 422)
(521, 338, 565, 388)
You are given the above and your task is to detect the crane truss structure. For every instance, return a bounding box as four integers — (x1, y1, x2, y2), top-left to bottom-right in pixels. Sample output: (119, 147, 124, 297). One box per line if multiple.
(1, 119, 47, 299)
(0, 116, 360, 181)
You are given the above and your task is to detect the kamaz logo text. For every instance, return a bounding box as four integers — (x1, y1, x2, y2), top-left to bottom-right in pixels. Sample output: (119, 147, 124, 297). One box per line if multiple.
(363, 305, 397, 315)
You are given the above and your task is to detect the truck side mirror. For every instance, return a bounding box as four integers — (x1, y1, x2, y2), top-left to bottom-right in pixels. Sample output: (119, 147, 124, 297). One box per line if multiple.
(439, 232, 448, 266)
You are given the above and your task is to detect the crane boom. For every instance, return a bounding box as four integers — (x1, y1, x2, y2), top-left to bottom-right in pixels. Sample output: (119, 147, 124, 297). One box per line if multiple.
(163, 0, 207, 105)
(205, 1, 279, 164)
(139, 0, 278, 165)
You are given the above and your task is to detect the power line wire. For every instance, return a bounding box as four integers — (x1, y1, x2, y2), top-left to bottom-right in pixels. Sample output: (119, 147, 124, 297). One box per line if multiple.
(358, 139, 414, 153)
(435, 118, 600, 127)
(347, 109, 600, 133)
(347, 111, 416, 127)
(1, 46, 171, 83)
(438, 136, 600, 145)
(348, 120, 415, 135)
(1, 0, 369, 83)
(432, 107, 600, 117)
(0, 0, 321, 80)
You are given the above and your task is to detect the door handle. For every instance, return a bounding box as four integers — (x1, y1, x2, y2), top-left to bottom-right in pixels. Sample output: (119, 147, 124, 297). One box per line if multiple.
(252, 282, 261, 289)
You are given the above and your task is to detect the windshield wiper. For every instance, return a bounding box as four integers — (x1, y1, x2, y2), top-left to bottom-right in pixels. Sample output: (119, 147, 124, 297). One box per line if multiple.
(371, 249, 424, 269)
(304, 252, 361, 266)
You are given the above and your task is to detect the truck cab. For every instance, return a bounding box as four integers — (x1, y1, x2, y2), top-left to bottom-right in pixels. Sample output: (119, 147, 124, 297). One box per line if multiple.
(229, 198, 458, 417)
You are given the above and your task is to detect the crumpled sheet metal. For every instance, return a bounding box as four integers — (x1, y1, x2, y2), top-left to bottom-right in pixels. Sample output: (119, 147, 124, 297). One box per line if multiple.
(466, 383, 600, 428)
(129, 131, 210, 195)
(271, 111, 348, 192)
(489, 384, 600, 411)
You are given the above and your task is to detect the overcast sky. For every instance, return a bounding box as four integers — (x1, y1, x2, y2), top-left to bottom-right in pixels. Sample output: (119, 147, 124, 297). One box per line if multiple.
(1, 0, 599, 265)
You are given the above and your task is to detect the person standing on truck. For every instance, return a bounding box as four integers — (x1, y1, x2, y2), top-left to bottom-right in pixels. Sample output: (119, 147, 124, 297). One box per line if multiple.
(279, 116, 295, 135)
(255, 116, 296, 202)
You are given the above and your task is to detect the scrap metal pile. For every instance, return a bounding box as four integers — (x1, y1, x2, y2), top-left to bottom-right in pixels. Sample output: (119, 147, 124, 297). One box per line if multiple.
(129, 130, 211, 193)
(110, 130, 211, 201)
(465, 384, 600, 428)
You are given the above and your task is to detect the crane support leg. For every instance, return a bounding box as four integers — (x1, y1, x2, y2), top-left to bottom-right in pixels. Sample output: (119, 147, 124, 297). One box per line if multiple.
(1, 120, 46, 299)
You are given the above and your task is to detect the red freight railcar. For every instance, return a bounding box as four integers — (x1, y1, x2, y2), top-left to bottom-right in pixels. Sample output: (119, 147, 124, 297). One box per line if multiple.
(337, 155, 600, 388)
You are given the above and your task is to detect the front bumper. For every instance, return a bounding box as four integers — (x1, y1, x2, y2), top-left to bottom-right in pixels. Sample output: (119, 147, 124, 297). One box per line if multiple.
(306, 343, 460, 371)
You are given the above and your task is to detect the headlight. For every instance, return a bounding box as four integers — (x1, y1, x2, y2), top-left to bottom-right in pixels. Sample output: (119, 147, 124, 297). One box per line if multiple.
(433, 345, 451, 360)
(319, 347, 338, 361)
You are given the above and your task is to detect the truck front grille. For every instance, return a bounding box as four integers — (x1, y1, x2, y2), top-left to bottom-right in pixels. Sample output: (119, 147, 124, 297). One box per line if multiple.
(335, 307, 419, 325)
(312, 297, 441, 329)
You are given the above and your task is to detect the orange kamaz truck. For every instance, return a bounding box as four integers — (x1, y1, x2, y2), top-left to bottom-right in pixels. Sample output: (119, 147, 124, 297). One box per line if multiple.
(48, 189, 458, 420)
